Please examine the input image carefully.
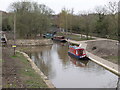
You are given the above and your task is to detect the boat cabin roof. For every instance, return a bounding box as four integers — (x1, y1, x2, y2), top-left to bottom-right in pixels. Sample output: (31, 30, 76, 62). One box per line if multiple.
(54, 36, 65, 39)
(69, 46, 84, 50)
(55, 36, 64, 38)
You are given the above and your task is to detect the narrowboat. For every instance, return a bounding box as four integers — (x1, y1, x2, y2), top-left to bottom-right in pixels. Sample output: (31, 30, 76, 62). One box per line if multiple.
(68, 45, 87, 59)
(51, 36, 67, 42)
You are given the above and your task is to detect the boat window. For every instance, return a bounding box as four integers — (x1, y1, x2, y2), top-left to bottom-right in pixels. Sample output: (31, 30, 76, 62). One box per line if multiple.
(78, 50, 83, 55)
(1, 38, 5, 41)
(76, 50, 78, 54)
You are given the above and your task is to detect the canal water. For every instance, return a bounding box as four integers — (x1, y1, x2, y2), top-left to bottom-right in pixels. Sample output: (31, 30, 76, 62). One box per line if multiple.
(23, 43, 118, 88)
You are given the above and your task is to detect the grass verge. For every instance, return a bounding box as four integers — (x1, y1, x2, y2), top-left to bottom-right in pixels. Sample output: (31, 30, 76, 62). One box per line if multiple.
(11, 52, 48, 88)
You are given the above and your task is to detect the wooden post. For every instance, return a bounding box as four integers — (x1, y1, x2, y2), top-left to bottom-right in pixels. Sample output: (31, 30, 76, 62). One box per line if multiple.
(13, 14, 16, 55)
(65, 12, 67, 35)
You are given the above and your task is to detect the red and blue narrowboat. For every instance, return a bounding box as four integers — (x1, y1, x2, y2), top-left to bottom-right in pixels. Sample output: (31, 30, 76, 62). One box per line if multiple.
(68, 45, 87, 59)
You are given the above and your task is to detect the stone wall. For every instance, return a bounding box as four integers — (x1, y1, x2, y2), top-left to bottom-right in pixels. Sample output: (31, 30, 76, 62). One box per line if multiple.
(8, 39, 53, 46)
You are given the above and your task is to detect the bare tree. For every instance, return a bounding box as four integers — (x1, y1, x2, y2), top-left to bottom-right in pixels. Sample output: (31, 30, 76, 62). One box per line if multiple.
(106, 1, 118, 14)
(95, 6, 108, 15)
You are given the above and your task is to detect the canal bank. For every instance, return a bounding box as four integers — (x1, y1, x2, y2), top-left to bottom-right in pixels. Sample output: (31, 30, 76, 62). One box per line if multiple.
(2, 47, 54, 88)
(17, 50, 55, 88)
(7, 39, 53, 46)
(66, 39, 119, 76)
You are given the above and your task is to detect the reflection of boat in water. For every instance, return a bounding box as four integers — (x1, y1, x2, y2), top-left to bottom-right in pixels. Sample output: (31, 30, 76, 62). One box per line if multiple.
(68, 45, 88, 59)
(69, 56, 89, 67)
(53, 41, 67, 46)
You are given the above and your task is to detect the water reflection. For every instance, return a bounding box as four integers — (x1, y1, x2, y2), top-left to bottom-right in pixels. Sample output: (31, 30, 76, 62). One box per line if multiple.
(20, 43, 118, 88)
(53, 43, 69, 67)
(21, 46, 55, 79)
(68, 56, 89, 67)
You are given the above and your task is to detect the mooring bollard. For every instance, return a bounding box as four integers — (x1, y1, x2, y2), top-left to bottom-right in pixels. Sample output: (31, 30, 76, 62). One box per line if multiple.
(12, 44, 16, 55)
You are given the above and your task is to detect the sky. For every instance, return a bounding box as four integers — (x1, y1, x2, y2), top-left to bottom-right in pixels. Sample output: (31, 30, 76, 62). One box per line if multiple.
(0, 0, 119, 14)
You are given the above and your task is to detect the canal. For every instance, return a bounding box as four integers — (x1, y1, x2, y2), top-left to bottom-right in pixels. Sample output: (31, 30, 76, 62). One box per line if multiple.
(23, 43, 118, 88)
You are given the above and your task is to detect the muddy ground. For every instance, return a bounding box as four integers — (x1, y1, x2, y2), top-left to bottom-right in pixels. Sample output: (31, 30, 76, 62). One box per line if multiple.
(2, 47, 25, 88)
(86, 40, 118, 64)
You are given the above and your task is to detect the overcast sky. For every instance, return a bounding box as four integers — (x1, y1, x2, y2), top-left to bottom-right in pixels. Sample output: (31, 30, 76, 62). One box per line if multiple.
(0, 0, 119, 14)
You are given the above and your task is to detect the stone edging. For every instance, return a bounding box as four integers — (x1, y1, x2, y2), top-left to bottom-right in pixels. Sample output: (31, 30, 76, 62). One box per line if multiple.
(87, 53, 120, 76)
(16, 50, 55, 88)
(8, 39, 53, 46)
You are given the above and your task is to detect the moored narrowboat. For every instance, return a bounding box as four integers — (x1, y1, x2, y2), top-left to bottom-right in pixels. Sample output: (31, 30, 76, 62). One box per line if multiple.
(68, 45, 87, 59)
(51, 36, 67, 42)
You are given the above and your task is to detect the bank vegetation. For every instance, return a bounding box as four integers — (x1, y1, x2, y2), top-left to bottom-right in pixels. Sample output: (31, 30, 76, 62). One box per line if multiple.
(2, 1, 119, 40)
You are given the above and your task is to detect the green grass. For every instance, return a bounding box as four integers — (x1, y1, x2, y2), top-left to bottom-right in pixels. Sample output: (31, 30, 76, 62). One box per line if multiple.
(11, 55, 18, 58)
(20, 68, 47, 88)
(12, 52, 30, 65)
(11, 52, 48, 88)
(25, 79, 47, 88)
(57, 32, 94, 41)
(20, 68, 38, 77)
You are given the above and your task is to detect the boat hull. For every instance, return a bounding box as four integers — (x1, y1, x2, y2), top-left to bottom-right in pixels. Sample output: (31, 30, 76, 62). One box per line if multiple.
(52, 38, 67, 43)
(68, 51, 88, 60)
